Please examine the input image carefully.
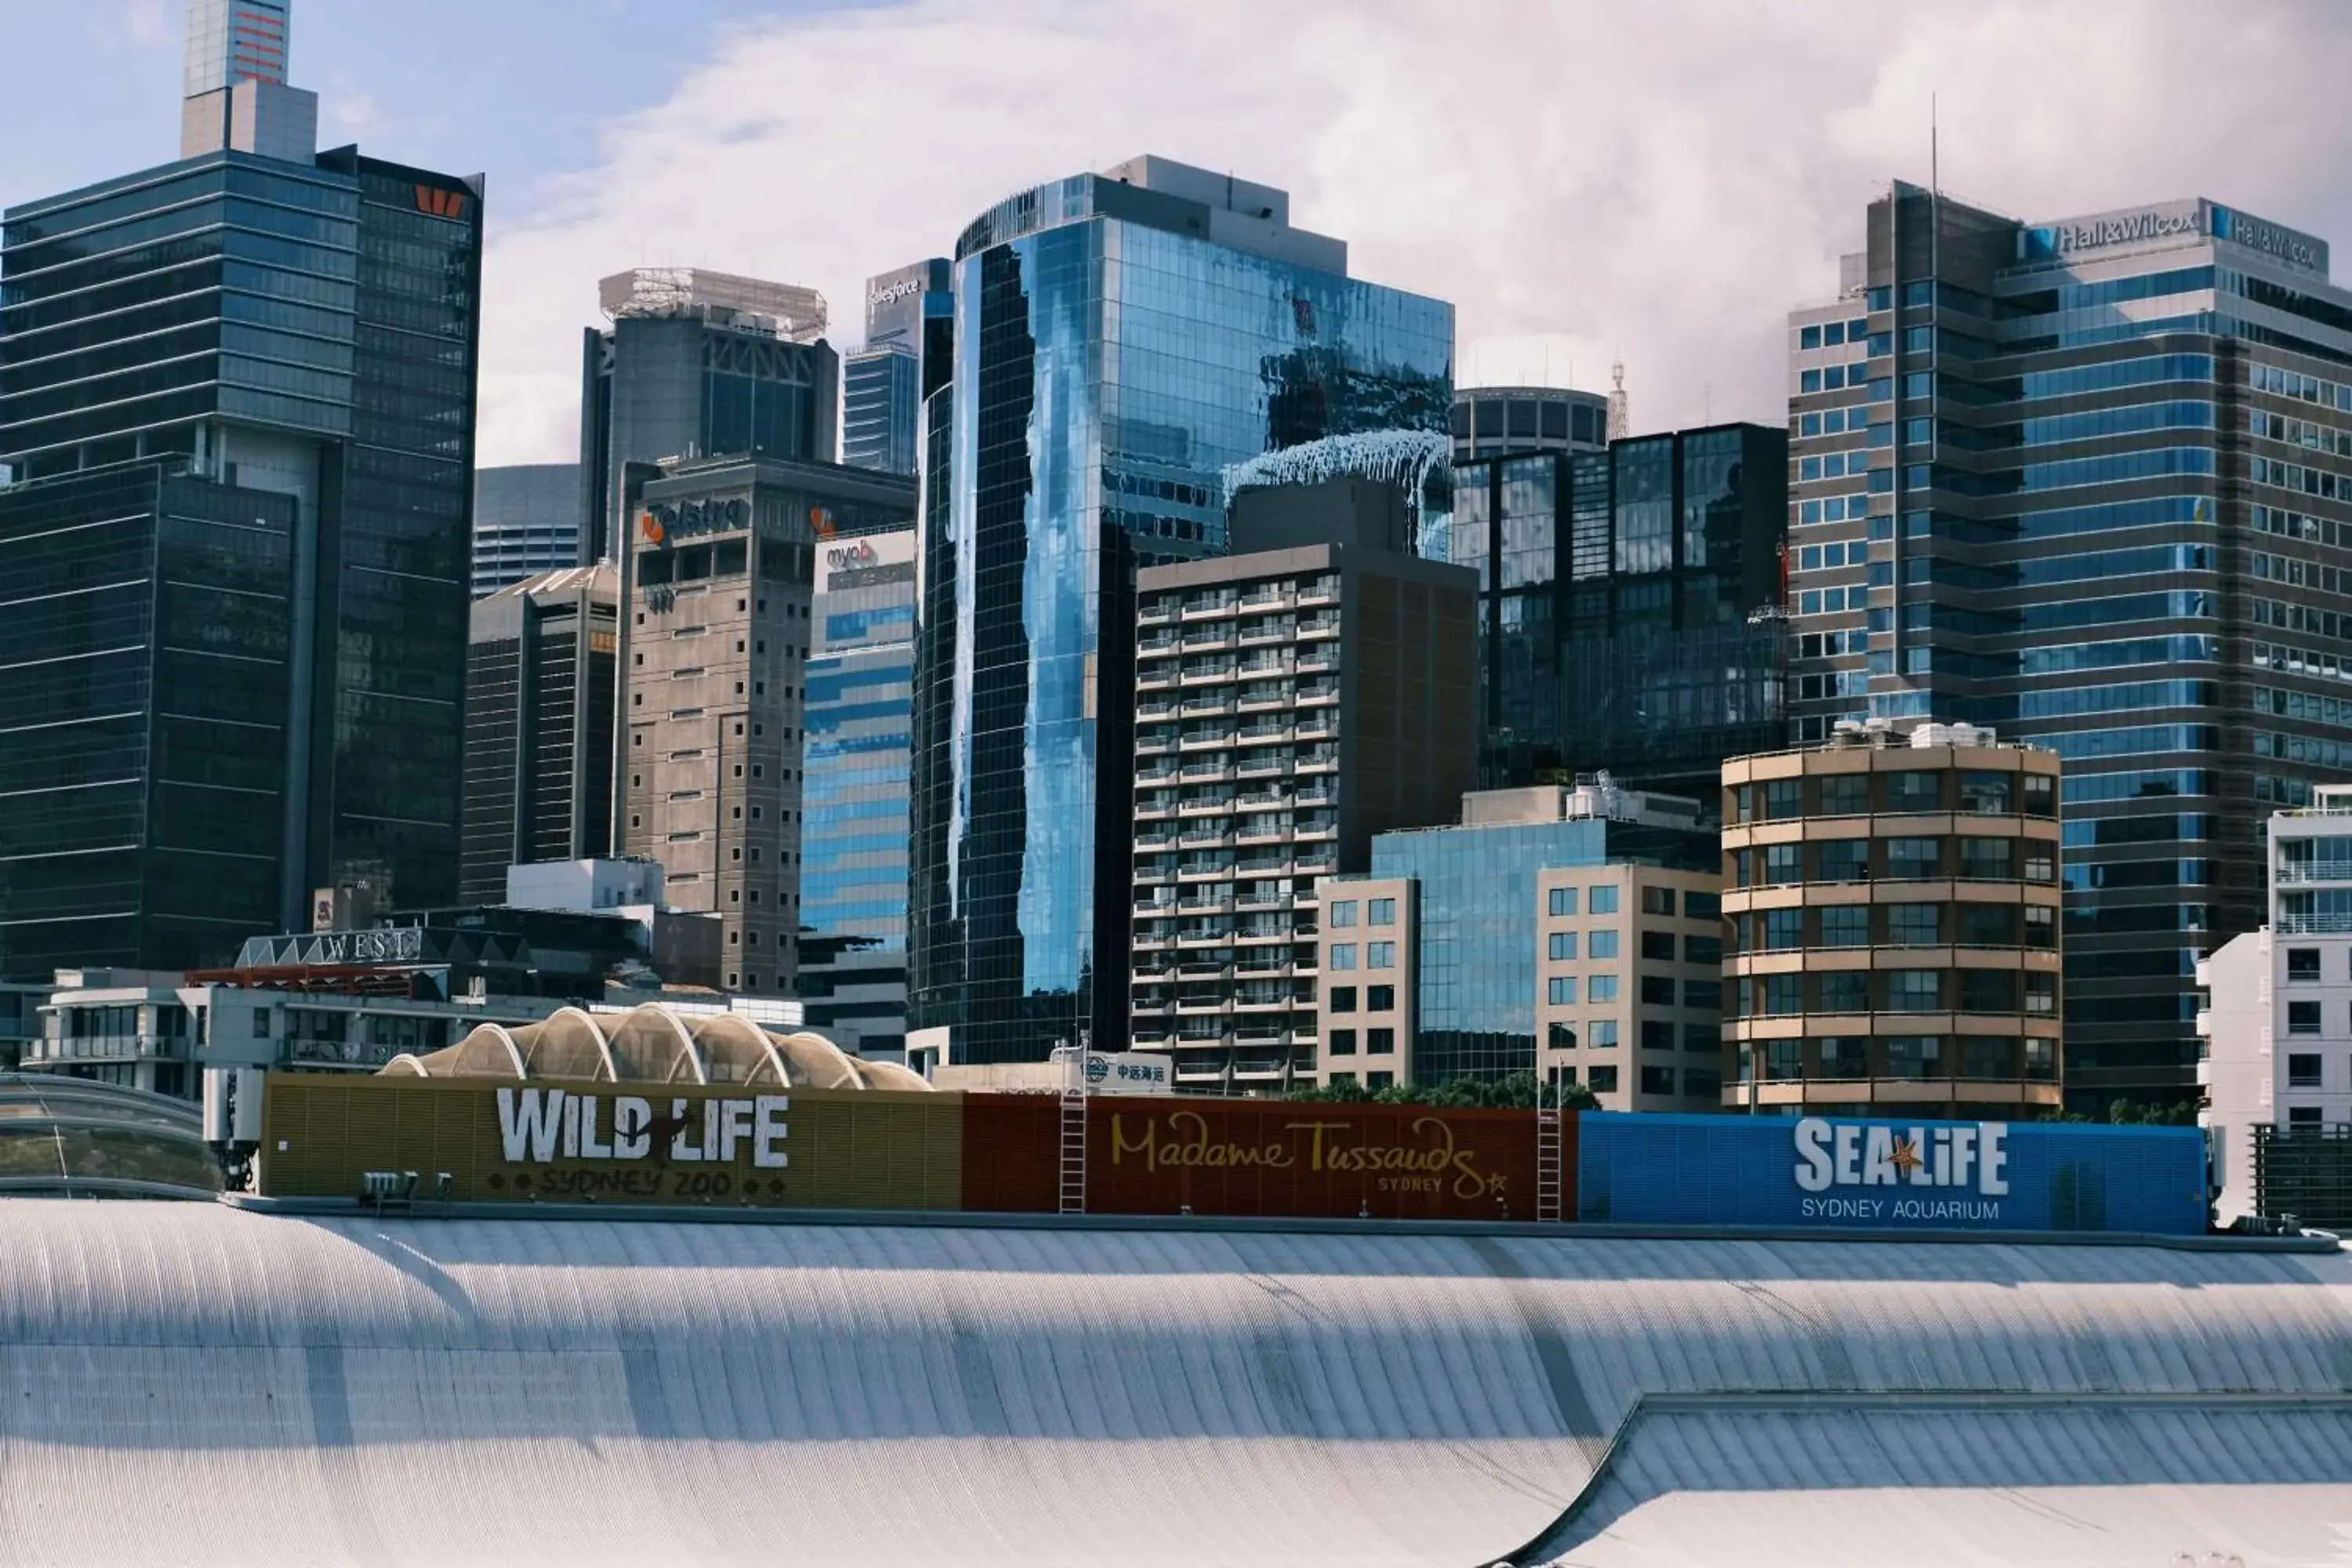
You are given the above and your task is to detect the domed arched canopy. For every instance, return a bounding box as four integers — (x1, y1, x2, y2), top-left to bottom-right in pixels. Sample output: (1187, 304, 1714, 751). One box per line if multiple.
(378, 1006, 931, 1092)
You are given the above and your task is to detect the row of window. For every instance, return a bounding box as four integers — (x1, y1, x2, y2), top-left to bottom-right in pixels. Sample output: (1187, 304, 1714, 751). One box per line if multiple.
(1325, 942, 1396, 971)
(1732, 902, 2056, 952)
(1324, 985, 1396, 1013)
(1327, 898, 1395, 928)
(1552, 1062, 1719, 1098)
(1740, 1035, 2057, 1082)
(1795, 492, 1869, 527)
(2254, 685, 2352, 731)
(1544, 975, 1722, 1010)
(1323, 1027, 1395, 1056)
(1793, 318, 1873, 352)
(1733, 836, 2060, 885)
(1737, 970, 2056, 1016)
(1730, 770, 2055, 822)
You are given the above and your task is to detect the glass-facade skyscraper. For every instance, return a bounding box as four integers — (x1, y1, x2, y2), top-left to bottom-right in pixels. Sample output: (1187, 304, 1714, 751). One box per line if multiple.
(800, 527, 917, 1054)
(841, 259, 950, 477)
(908, 155, 1454, 1066)
(0, 9, 483, 950)
(472, 463, 582, 595)
(1451, 423, 1788, 797)
(1785, 186, 2352, 1109)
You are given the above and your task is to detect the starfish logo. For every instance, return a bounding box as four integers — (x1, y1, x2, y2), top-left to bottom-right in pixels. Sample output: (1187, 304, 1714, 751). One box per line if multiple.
(1888, 1135, 1922, 1179)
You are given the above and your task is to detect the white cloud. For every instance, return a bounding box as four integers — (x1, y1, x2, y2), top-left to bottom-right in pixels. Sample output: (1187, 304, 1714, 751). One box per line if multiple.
(477, 0, 2352, 466)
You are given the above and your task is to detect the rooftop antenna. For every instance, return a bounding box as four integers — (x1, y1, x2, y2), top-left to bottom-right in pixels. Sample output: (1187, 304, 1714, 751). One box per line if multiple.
(1606, 358, 1628, 441)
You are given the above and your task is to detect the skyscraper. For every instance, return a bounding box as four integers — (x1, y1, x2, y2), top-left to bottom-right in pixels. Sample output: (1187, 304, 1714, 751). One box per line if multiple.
(1784, 185, 2350, 1109)
(1450, 421, 1787, 799)
(841, 260, 950, 477)
(907, 154, 1454, 1068)
(799, 528, 918, 1054)
(459, 564, 619, 906)
(0, 0, 484, 960)
(472, 463, 583, 595)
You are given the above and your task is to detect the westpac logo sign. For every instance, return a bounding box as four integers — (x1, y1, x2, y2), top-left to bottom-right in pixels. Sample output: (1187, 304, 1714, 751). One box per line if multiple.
(1792, 1116, 2008, 1223)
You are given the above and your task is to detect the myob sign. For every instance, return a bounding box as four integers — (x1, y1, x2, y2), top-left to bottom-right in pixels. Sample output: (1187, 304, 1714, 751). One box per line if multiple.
(1793, 1116, 2007, 1224)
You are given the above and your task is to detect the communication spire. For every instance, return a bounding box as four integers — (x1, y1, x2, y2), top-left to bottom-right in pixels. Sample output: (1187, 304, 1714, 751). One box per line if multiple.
(1606, 359, 1629, 441)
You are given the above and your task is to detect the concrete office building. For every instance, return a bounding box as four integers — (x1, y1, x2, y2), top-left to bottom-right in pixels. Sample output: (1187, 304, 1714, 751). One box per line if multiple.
(1533, 859, 1727, 1111)
(1720, 727, 2065, 1116)
(577, 268, 833, 564)
(841, 260, 950, 477)
(472, 463, 583, 594)
(2200, 786, 2352, 1225)
(908, 154, 1454, 1069)
(799, 528, 918, 1056)
(1319, 781, 1717, 1087)
(1453, 421, 1788, 793)
(1450, 385, 1610, 463)
(1127, 477, 1477, 1086)
(621, 455, 914, 997)
(0, 0, 484, 971)
(459, 564, 619, 905)
(1785, 187, 2352, 1109)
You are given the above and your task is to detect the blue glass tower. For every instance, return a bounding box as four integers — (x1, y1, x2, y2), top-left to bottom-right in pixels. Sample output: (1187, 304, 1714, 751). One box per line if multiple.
(800, 528, 916, 1054)
(907, 155, 1454, 1065)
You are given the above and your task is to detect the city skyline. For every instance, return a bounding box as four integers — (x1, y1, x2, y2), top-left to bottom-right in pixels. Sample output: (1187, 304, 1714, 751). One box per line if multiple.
(13, 3, 2352, 470)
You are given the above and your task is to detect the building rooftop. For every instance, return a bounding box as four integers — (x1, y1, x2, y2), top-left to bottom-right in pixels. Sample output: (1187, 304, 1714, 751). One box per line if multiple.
(0, 1205, 2339, 1566)
(597, 267, 829, 343)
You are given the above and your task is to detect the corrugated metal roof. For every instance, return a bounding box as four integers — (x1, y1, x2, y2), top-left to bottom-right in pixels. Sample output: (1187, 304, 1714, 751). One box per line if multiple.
(1515, 1399, 2352, 1567)
(0, 1206, 2343, 1566)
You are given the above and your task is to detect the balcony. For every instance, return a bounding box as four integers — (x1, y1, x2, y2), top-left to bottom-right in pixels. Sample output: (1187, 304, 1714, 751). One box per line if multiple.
(1180, 599, 1237, 621)
(2274, 858, 2352, 885)
(1176, 996, 1232, 1014)
(1179, 694, 1235, 717)
(1177, 959, 1234, 979)
(1179, 665, 1236, 687)
(1178, 829, 1233, 853)
(1176, 797, 1233, 818)
(1236, 890, 1293, 913)
(1177, 930, 1233, 949)
(1134, 763, 1178, 785)
(2277, 915, 2352, 935)
(1238, 623, 1292, 647)
(1138, 667, 1178, 691)
(1136, 697, 1180, 720)
(1294, 752, 1338, 774)
(1177, 862, 1233, 882)
(1181, 626, 1235, 650)
(1139, 601, 1176, 625)
(1294, 648, 1338, 673)
(1134, 735, 1174, 757)
(1295, 686, 1339, 707)
(1297, 615, 1340, 638)
(1137, 633, 1180, 657)
(1179, 760, 1235, 783)
(1134, 930, 1173, 950)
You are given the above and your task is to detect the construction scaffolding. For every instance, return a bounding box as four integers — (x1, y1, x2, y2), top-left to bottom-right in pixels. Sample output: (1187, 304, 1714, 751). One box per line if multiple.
(597, 267, 829, 343)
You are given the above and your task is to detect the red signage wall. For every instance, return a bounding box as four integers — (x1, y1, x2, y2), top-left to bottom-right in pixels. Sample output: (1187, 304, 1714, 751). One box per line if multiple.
(958, 1096, 1556, 1221)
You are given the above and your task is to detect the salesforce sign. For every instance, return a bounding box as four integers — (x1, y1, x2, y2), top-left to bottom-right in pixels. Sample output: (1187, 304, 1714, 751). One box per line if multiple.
(1576, 1112, 2206, 1235)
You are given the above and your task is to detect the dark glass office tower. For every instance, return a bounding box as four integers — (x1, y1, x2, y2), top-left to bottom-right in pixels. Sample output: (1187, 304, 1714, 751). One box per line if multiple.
(0, 11, 483, 931)
(0, 463, 298, 978)
(459, 564, 618, 906)
(1451, 423, 1788, 798)
(1785, 187, 2352, 1108)
(842, 260, 950, 477)
(908, 155, 1454, 1066)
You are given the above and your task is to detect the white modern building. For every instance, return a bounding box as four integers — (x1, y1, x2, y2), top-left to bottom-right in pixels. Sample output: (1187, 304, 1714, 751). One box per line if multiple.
(2199, 786, 2352, 1223)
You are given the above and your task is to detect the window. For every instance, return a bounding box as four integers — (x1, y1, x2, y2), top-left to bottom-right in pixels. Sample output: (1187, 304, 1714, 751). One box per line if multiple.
(1328, 986, 1357, 1014)
(2287, 1053, 2322, 1088)
(2024, 974, 2057, 1016)
(1327, 1029, 1357, 1055)
(1818, 774, 1870, 815)
(1548, 931, 1578, 961)
(2288, 948, 2321, 982)
(1763, 844, 1801, 884)
(1886, 837, 1942, 879)
(1821, 1036, 1869, 1077)
(1328, 944, 1357, 971)
(1888, 970, 1943, 1011)
(1684, 979, 1722, 1010)
(2022, 772, 2057, 817)
(1640, 975, 1676, 1006)
(1685, 1067, 1722, 1099)
(1886, 771, 1941, 812)
(1762, 974, 1800, 1015)
(1818, 906, 1869, 948)
(1641, 931, 1677, 960)
(1328, 900, 1357, 928)
(252, 1011, 271, 1038)
(1588, 1065, 1620, 1094)
(1763, 908, 1802, 950)
(1589, 886, 1619, 914)
(1886, 1035, 1943, 1080)
(1589, 930, 1620, 959)
(1642, 887, 1678, 916)
(1959, 837, 2014, 880)
(1640, 1065, 1678, 1096)
(1548, 886, 1578, 916)
(2024, 905, 2056, 948)
(1367, 985, 1396, 1011)
(2284, 1000, 2320, 1035)
(1684, 1021, 1721, 1052)
(1958, 903, 2015, 946)
(1887, 903, 1940, 946)
(2288, 1105, 2324, 1130)
(1958, 771, 2013, 815)
(1367, 898, 1396, 925)
(1765, 779, 1802, 820)
(1818, 971, 1867, 1012)
(1640, 1019, 1676, 1052)
(1590, 975, 1621, 1002)
(1817, 839, 1870, 882)
(2023, 843, 2057, 883)
(1686, 935, 1722, 965)
(1367, 1029, 1395, 1054)
(1588, 1021, 1619, 1048)
(1960, 970, 2018, 1013)
(1367, 941, 1396, 969)
(1685, 891, 1721, 920)
(2025, 1037, 2056, 1080)
(1548, 977, 1577, 1005)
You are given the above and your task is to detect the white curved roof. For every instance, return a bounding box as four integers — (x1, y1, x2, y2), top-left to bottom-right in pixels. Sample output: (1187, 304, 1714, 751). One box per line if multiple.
(0, 1203, 2343, 1567)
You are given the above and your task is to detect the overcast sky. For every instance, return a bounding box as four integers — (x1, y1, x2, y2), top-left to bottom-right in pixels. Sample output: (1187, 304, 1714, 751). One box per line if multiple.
(7, 0, 2352, 466)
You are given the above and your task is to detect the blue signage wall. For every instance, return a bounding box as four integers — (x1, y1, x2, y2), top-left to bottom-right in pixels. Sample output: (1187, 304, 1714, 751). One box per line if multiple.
(1577, 1112, 2207, 1236)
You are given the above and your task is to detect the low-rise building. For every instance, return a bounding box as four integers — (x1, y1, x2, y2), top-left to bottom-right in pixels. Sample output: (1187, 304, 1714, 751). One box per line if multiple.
(2201, 786, 2352, 1225)
(1721, 724, 2064, 1117)
(1316, 778, 1719, 1096)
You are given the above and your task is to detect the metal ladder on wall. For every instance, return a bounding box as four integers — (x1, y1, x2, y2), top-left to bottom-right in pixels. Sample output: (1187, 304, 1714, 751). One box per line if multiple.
(1534, 1080, 1565, 1223)
(1058, 1040, 1088, 1214)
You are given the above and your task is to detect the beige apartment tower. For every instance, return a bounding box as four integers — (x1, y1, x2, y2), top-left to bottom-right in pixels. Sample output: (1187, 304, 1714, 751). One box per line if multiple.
(1721, 724, 2064, 1115)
